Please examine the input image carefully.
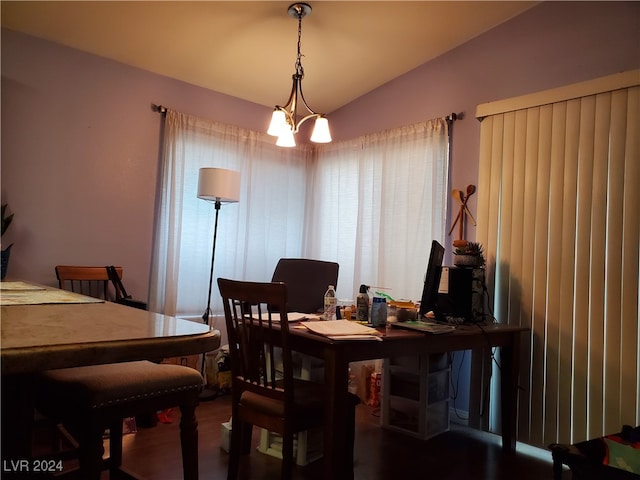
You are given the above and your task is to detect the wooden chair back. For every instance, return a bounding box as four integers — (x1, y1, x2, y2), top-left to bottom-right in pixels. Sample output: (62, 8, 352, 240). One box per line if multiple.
(55, 265, 123, 301)
(218, 278, 294, 407)
(271, 258, 339, 313)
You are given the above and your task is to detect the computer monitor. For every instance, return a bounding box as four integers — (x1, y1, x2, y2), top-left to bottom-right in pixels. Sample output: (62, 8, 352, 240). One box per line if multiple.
(418, 240, 445, 320)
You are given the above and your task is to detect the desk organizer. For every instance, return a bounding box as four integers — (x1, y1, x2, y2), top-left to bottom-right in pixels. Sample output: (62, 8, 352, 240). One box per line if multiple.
(381, 352, 450, 439)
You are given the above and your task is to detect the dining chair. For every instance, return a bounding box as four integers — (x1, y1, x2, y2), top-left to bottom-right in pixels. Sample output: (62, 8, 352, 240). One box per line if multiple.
(268, 258, 339, 463)
(34, 266, 205, 479)
(217, 278, 358, 480)
(271, 258, 339, 313)
(55, 265, 123, 301)
(270, 257, 339, 381)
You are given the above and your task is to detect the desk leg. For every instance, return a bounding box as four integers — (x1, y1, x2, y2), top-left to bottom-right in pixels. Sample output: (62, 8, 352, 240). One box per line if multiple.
(469, 348, 492, 431)
(323, 349, 351, 480)
(500, 332, 521, 453)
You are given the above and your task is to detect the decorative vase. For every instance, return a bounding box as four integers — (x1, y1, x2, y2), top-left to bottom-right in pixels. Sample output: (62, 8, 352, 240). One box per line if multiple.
(1, 244, 12, 280)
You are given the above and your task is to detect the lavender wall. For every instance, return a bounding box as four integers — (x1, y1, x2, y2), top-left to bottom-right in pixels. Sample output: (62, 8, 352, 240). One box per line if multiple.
(2, 1, 638, 304)
(1, 29, 272, 297)
(331, 1, 640, 244)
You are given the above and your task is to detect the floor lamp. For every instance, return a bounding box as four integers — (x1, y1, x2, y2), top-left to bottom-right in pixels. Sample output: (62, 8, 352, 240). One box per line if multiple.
(197, 167, 240, 398)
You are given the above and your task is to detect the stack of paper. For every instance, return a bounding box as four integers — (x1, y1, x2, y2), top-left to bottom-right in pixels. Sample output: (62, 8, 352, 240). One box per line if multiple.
(302, 320, 382, 340)
(259, 312, 320, 322)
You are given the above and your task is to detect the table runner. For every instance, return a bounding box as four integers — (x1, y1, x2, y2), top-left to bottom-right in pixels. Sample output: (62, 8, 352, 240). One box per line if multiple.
(0, 281, 103, 305)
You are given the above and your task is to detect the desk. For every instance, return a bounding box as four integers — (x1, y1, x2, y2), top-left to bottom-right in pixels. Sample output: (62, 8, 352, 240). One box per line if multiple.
(1, 284, 220, 463)
(286, 322, 528, 480)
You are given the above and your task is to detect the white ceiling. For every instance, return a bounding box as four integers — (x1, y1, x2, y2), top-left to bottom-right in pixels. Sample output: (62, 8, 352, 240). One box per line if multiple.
(1, 1, 538, 114)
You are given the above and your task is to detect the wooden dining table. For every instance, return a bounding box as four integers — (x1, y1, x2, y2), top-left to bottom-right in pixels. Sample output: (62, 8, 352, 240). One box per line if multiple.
(0, 281, 220, 467)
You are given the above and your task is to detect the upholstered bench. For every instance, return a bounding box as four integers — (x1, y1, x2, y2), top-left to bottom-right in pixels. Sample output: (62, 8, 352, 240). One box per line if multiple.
(549, 425, 640, 480)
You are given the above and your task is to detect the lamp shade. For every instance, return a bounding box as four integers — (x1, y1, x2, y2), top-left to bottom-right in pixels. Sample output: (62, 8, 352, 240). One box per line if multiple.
(197, 168, 240, 203)
(310, 116, 332, 143)
(267, 109, 288, 137)
(276, 128, 296, 148)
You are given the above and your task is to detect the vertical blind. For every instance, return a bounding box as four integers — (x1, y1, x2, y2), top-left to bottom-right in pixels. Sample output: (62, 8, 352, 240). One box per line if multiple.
(476, 73, 639, 447)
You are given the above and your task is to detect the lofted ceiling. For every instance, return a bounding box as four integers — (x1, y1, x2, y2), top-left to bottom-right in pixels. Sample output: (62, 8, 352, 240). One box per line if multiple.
(1, 1, 538, 114)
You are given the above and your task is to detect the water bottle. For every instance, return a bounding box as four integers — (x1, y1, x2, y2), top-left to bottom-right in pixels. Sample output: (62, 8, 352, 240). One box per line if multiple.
(356, 284, 369, 323)
(324, 285, 337, 320)
(371, 296, 387, 327)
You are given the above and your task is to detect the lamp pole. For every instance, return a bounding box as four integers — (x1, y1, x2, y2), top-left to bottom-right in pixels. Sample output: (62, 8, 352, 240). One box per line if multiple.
(200, 199, 221, 400)
(196, 167, 240, 401)
(202, 199, 221, 325)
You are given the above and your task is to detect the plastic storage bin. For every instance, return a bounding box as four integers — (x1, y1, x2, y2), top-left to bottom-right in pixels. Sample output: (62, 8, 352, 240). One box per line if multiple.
(381, 352, 450, 440)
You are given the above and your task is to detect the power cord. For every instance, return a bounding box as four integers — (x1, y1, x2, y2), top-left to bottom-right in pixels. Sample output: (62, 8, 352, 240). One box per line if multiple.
(448, 350, 469, 422)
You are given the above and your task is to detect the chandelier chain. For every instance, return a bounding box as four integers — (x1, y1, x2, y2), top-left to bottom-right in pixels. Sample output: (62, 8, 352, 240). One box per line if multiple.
(295, 9, 304, 77)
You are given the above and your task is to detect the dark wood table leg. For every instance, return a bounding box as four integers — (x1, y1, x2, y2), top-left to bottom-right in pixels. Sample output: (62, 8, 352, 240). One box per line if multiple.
(500, 332, 521, 453)
(179, 403, 199, 480)
(1, 374, 35, 474)
(323, 347, 350, 480)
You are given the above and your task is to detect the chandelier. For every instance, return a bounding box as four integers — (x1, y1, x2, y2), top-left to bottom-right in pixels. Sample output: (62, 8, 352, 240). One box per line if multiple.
(267, 3, 331, 147)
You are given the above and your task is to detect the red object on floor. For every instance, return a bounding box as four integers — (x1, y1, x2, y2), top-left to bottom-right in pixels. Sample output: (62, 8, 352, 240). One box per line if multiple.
(157, 408, 173, 424)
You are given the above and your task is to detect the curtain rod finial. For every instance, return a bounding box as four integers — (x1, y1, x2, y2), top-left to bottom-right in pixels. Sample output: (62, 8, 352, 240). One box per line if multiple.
(152, 104, 167, 114)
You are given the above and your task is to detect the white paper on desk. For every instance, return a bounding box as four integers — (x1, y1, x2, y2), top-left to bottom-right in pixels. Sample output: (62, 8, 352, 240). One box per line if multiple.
(260, 312, 308, 322)
(303, 320, 380, 337)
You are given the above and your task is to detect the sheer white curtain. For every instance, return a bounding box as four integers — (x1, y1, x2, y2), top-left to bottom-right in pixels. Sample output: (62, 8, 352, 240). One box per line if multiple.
(149, 109, 310, 321)
(150, 112, 449, 321)
(476, 72, 639, 447)
(305, 119, 450, 302)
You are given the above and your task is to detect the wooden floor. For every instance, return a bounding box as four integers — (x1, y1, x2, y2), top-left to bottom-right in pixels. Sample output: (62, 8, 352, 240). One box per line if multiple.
(106, 393, 554, 480)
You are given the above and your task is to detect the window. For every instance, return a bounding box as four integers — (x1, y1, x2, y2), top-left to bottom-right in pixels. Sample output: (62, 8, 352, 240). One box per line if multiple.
(306, 119, 450, 301)
(150, 111, 449, 318)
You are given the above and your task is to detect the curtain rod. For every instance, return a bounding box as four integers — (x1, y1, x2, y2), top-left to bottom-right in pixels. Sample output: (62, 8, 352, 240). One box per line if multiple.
(154, 104, 462, 124)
